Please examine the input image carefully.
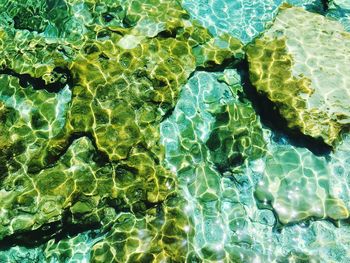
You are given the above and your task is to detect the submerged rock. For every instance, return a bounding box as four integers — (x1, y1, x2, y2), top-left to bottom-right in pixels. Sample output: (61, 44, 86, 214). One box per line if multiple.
(160, 71, 267, 261)
(90, 195, 192, 262)
(247, 4, 350, 146)
(255, 145, 349, 224)
(1, 0, 350, 262)
(0, 0, 245, 260)
(0, 137, 113, 240)
(206, 100, 266, 172)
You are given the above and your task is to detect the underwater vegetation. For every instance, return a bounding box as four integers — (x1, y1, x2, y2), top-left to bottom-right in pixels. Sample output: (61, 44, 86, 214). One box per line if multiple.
(0, 0, 349, 262)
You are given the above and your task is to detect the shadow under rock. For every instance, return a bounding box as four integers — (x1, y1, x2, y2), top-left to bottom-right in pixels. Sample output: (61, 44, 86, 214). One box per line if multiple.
(0, 66, 73, 93)
(235, 58, 332, 157)
(306, 0, 329, 13)
(0, 212, 100, 249)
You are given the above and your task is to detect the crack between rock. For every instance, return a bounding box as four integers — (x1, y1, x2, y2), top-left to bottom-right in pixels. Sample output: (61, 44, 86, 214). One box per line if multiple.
(0, 67, 73, 93)
(26, 131, 110, 175)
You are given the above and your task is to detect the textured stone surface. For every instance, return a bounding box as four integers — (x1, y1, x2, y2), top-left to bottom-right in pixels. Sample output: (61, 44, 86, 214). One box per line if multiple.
(0, 136, 111, 239)
(90, 196, 192, 262)
(161, 69, 350, 261)
(1, 0, 350, 262)
(0, 0, 244, 260)
(255, 145, 349, 224)
(247, 4, 350, 146)
(161, 71, 266, 261)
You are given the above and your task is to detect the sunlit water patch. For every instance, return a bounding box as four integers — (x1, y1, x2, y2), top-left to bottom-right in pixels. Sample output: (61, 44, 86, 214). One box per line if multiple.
(0, 0, 349, 262)
(161, 70, 350, 262)
(182, 0, 321, 43)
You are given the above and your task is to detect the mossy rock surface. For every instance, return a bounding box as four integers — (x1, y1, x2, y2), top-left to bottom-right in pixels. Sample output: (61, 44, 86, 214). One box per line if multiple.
(2, 1, 350, 262)
(0, 0, 245, 261)
(247, 5, 350, 146)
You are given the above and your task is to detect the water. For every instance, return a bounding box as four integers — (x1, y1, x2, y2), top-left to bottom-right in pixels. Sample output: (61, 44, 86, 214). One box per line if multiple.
(0, 0, 349, 262)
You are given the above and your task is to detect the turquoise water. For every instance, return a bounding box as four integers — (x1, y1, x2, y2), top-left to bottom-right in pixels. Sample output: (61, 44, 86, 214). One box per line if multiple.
(160, 70, 350, 262)
(182, 0, 322, 43)
(0, 0, 350, 262)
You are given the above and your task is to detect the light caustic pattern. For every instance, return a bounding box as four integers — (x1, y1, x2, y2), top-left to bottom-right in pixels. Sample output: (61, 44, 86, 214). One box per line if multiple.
(0, 0, 244, 262)
(161, 70, 266, 261)
(0, 0, 350, 262)
(247, 5, 350, 147)
(161, 70, 350, 262)
(182, 0, 319, 43)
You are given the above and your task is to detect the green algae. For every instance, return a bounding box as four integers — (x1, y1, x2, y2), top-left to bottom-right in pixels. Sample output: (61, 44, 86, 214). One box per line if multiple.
(206, 100, 266, 172)
(0, 136, 114, 240)
(1, 0, 350, 262)
(247, 4, 350, 147)
(90, 196, 193, 262)
(0, 0, 247, 261)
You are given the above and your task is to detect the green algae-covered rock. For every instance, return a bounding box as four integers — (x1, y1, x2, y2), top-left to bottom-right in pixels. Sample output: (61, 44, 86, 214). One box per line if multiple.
(206, 101, 266, 172)
(0, 0, 244, 173)
(0, 137, 114, 240)
(0, 0, 245, 260)
(247, 4, 350, 146)
(0, 74, 71, 175)
(90, 196, 192, 262)
(4, 0, 350, 262)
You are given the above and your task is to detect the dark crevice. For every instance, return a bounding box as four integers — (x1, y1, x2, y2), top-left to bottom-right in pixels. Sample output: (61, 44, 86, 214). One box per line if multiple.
(301, 0, 329, 14)
(27, 132, 110, 175)
(195, 57, 241, 74)
(0, 208, 101, 249)
(0, 144, 165, 248)
(166, 52, 332, 156)
(102, 13, 115, 23)
(0, 188, 167, 249)
(160, 104, 175, 123)
(235, 58, 332, 156)
(320, 0, 329, 11)
(122, 15, 137, 28)
(68, 132, 110, 165)
(157, 29, 178, 39)
(0, 67, 73, 93)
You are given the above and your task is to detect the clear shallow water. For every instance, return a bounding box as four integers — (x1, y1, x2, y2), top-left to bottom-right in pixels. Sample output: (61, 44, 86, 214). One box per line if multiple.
(182, 0, 322, 43)
(160, 70, 350, 262)
(0, 0, 350, 262)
